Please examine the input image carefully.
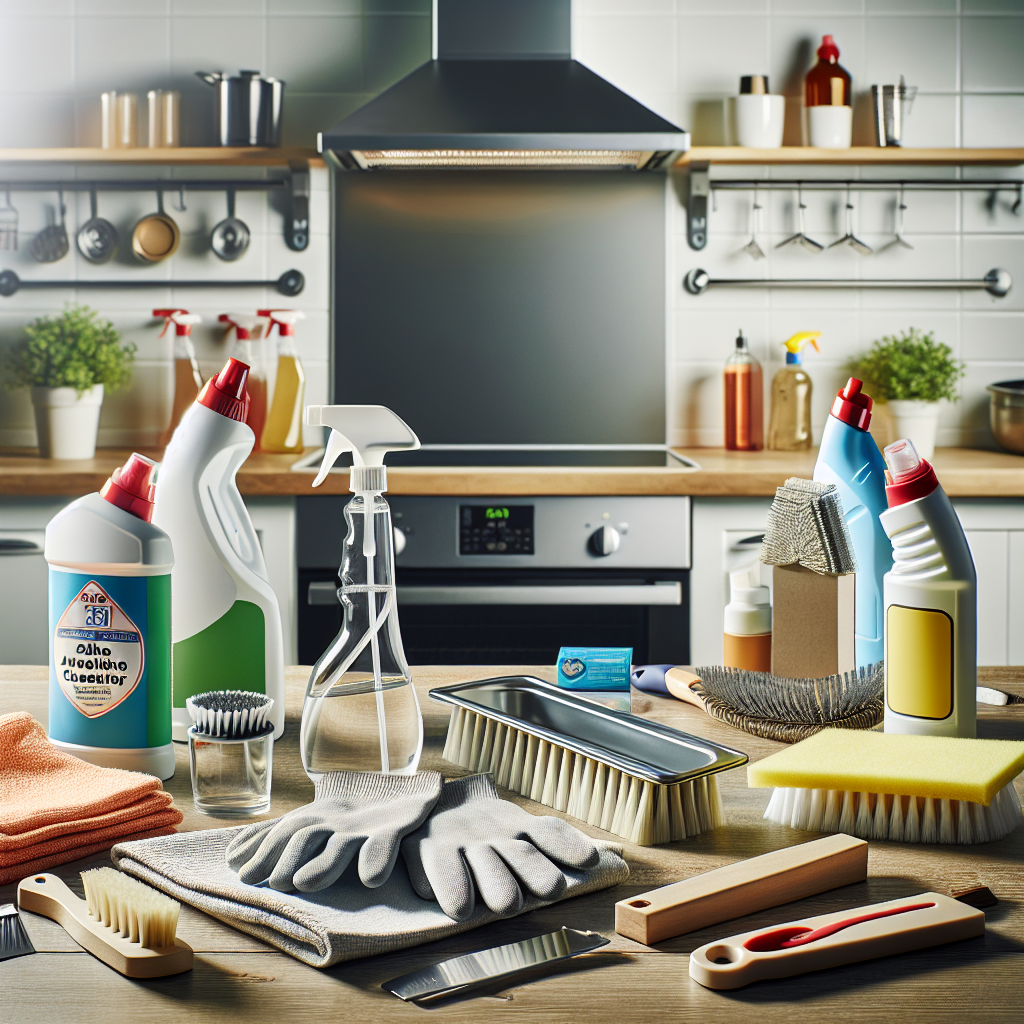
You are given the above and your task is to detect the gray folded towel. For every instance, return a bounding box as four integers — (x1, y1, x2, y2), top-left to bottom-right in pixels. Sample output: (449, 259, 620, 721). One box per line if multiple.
(111, 826, 628, 968)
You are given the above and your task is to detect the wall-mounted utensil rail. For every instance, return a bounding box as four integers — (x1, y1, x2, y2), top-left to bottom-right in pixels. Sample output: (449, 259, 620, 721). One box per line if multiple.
(0, 165, 310, 251)
(683, 267, 1011, 297)
(0, 268, 304, 297)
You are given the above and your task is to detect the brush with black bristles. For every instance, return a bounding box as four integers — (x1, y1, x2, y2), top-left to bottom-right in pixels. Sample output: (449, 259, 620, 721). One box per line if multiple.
(186, 690, 274, 738)
(0, 903, 34, 962)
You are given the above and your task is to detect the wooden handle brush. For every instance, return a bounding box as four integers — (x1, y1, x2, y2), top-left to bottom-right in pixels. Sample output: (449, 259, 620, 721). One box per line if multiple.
(17, 870, 192, 978)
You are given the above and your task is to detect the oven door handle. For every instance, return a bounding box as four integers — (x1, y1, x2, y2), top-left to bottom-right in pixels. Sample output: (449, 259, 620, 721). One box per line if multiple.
(396, 582, 682, 606)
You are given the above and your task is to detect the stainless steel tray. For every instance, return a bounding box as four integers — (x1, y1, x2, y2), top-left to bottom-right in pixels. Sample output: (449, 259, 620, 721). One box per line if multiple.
(429, 675, 747, 785)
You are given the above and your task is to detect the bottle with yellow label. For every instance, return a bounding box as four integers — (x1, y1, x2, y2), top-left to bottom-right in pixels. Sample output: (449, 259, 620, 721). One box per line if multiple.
(880, 438, 976, 738)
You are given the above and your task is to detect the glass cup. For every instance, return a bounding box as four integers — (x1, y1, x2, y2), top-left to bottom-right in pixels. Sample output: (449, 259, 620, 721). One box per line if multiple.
(102, 92, 139, 148)
(188, 727, 273, 818)
(148, 90, 180, 148)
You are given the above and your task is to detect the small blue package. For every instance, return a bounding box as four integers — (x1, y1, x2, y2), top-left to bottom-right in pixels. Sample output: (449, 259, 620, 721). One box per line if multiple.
(556, 647, 633, 691)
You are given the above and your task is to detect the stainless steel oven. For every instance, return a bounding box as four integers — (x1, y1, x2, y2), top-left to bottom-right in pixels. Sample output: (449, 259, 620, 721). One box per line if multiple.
(298, 490, 690, 667)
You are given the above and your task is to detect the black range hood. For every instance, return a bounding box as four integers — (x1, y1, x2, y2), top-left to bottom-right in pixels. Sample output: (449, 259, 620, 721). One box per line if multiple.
(319, 0, 689, 171)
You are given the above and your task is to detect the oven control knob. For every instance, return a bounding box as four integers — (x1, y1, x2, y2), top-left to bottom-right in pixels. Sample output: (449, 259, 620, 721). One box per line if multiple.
(589, 525, 621, 556)
(393, 527, 407, 555)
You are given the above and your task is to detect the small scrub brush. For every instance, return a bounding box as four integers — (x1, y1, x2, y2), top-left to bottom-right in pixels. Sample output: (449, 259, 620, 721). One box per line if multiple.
(749, 729, 1024, 845)
(186, 690, 274, 737)
(17, 869, 193, 977)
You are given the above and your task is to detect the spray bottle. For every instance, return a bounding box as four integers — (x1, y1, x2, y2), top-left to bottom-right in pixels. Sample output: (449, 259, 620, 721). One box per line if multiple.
(880, 438, 976, 738)
(258, 309, 306, 454)
(299, 404, 422, 778)
(218, 313, 271, 449)
(813, 378, 891, 669)
(767, 331, 820, 451)
(153, 357, 285, 742)
(45, 454, 175, 779)
(155, 309, 203, 446)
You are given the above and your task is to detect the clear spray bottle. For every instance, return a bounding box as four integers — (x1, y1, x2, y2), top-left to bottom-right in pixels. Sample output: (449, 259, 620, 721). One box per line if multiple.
(299, 404, 423, 778)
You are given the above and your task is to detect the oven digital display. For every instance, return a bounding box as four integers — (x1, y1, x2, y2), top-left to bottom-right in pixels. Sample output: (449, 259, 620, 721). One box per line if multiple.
(460, 505, 534, 555)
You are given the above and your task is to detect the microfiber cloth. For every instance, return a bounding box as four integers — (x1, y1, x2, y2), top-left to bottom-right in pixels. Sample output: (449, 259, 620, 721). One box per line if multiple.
(112, 820, 629, 968)
(0, 712, 181, 884)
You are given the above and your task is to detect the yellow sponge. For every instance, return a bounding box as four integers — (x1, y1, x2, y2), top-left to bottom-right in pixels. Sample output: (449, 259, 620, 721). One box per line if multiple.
(748, 729, 1024, 805)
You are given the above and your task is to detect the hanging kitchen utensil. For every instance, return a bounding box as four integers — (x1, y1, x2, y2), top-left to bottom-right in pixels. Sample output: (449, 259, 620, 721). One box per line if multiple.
(30, 191, 69, 263)
(76, 188, 119, 264)
(828, 188, 873, 255)
(132, 191, 180, 263)
(195, 71, 284, 147)
(0, 191, 17, 250)
(741, 188, 766, 261)
(776, 185, 822, 253)
(210, 189, 250, 261)
(882, 186, 914, 252)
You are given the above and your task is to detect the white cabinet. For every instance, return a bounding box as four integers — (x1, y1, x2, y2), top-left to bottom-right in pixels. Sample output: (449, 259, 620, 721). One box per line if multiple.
(691, 496, 1024, 669)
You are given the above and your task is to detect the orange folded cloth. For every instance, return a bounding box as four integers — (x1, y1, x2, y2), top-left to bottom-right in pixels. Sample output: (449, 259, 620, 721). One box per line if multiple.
(0, 712, 182, 884)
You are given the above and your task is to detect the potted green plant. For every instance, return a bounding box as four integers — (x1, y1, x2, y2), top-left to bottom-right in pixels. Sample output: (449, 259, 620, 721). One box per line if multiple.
(849, 327, 964, 459)
(4, 305, 135, 459)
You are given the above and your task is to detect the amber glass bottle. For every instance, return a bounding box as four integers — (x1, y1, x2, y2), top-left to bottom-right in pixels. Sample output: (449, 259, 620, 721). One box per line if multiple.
(724, 330, 764, 451)
(805, 34, 851, 107)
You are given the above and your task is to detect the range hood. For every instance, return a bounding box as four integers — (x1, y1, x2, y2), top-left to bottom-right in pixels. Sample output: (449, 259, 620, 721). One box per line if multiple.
(319, 0, 689, 171)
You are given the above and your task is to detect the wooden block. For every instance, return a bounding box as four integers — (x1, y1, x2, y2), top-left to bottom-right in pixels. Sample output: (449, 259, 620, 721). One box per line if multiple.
(614, 833, 868, 945)
(771, 564, 855, 679)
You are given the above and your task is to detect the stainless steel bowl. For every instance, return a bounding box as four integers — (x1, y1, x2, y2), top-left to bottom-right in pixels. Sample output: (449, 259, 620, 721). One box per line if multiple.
(988, 380, 1024, 454)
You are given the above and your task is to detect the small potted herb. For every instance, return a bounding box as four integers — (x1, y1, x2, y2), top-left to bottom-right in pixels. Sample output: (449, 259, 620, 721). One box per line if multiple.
(4, 305, 135, 459)
(849, 327, 964, 459)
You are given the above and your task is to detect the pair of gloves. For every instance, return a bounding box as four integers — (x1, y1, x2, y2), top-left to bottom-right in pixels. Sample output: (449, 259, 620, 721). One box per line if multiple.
(225, 771, 600, 921)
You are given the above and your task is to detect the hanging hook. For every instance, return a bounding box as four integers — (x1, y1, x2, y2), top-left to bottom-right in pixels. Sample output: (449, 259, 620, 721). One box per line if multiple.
(1012, 183, 1022, 216)
(172, 187, 186, 213)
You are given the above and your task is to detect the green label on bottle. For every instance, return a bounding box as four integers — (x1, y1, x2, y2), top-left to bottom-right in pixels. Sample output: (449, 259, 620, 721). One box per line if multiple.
(171, 600, 266, 707)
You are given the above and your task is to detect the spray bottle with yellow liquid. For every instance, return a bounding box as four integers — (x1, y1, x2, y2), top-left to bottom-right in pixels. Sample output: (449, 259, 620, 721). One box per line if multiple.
(258, 309, 306, 454)
(767, 331, 821, 451)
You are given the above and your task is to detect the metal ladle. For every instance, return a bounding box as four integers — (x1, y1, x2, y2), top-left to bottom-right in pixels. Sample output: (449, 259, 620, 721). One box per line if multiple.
(776, 185, 822, 253)
(30, 190, 69, 263)
(77, 188, 119, 264)
(828, 188, 873, 255)
(211, 189, 250, 262)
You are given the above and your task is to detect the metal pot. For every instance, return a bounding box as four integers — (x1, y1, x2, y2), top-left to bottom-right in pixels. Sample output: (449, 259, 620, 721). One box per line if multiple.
(988, 380, 1024, 454)
(196, 70, 284, 147)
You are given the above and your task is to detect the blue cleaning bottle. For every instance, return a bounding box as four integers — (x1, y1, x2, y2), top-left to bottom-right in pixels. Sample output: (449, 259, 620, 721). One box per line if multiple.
(813, 378, 891, 669)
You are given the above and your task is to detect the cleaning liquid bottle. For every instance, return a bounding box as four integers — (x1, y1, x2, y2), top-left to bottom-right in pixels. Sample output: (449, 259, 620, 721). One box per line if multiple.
(257, 309, 306, 454)
(880, 438, 976, 739)
(300, 404, 423, 778)
(724, 329, 763, 451)
(767, 331, 820, 451)
(723, 564, 771, 672)
(218, 313, 271, 450)
(155, 309, 203, 447)
(152, 357, 285, 742)
(813, 378, 892, 669)
(45, 454, 175, 779)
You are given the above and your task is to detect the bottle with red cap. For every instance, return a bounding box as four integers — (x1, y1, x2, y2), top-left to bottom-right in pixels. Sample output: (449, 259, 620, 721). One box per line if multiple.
(879, 437, 976, 739)
(805, 34, 852, 148)
(813, 377, 891, 669)
(155, 308, 203, 447)
(153, 357, 286, 743)
(258, 309, 306, 453)
(44, 453, 175, 778)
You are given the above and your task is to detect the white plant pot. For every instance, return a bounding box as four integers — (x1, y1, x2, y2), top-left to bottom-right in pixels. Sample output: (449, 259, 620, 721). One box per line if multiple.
(885, 399, 941, 461)
(31, 385, 104, 459)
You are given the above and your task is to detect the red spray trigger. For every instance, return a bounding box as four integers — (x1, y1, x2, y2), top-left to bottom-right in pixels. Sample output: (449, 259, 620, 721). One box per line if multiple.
(101, 453, 157, 522)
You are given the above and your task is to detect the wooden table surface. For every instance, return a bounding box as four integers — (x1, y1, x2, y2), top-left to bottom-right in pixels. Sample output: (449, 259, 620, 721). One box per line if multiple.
(2, 664, 1023, 1023)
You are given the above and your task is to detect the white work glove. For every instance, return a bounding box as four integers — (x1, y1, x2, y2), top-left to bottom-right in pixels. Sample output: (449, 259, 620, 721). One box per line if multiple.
(226, 770, 443, 892)
(400, 774, 600, 921)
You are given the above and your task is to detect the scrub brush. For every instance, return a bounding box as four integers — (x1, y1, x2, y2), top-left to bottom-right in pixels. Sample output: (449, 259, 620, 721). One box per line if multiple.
(17, 868, 193, 977)
(749, 729, 1024, 844)
(186, 690, 274, 737)
(665, 663, 883, 743)
(1, 903, 35, 962)
(760, 478, 857, 575)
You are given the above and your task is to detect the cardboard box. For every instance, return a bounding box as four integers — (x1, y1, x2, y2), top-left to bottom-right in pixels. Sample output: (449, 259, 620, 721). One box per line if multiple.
(771, 563, 855, 679)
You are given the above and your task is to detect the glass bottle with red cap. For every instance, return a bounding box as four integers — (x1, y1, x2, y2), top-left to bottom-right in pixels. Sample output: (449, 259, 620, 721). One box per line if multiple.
(805, 34, 853, 148)
(813, 377, 891, 669)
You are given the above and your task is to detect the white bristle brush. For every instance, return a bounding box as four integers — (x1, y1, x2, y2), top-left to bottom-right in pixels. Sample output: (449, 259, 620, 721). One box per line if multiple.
(442, 706, 726, 846)
(17, 869, 192, 977)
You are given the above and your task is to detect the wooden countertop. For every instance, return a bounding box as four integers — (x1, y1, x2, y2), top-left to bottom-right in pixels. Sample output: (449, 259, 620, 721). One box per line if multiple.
(2, 664, 1022, 1023)
(3, 446, 1024, 498)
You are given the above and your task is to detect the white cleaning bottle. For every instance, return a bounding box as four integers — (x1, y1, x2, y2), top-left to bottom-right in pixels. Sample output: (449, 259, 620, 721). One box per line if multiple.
(46, 454, 175, 779)
(299, 404, 422, 778)
(723, 565, 772, 672)
(880, 438, 976, 738)
(153, 357, 285, 742)
(218, 313, 272, 450)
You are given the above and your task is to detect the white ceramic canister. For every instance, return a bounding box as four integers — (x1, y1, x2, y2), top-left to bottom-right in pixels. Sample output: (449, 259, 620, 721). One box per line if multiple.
(808, 105, 853, 149)
(735, 76, 785, 148)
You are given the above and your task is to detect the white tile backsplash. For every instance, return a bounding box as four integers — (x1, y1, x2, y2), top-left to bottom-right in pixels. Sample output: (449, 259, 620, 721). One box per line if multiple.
(962, 15, 1024, 93)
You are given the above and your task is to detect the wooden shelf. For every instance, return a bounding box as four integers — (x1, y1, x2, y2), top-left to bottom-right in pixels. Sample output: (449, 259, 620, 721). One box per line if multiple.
(676, 147, 1024, 167)
(0, 147, 324, 167)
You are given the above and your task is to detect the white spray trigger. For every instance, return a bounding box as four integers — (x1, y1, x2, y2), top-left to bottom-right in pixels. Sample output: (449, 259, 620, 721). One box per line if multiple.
(306, 405, 420, 488)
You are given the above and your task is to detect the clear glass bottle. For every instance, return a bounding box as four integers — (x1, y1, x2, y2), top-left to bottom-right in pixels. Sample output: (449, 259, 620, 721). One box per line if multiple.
(724, 329, 763, 451)
(767, 333, 820, 451)
(300, 490, 422, 778)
